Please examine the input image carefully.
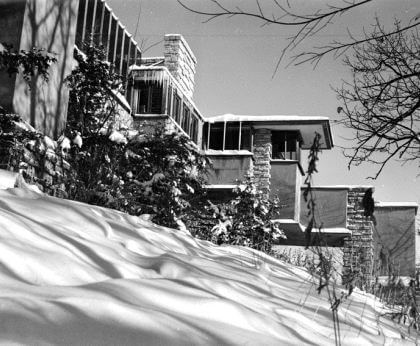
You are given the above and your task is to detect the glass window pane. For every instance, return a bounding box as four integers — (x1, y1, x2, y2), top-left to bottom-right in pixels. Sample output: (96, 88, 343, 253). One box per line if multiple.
(209, 123, 224, 150)
(85, 0, 95, 41)
(92, 0, 104, 45)
(115, 24, 124, 73)
(102, 7, 110, 51)
(224, 122, 240, 150)
(272, 131, 298, 160)
(181, 106, 190, 133)
(108, 17, 117, 63)
(122, 34, 130, 76)
(240, 127, 251, 150)
(202, 123, 209, 149)
(75, 0, 86, 47)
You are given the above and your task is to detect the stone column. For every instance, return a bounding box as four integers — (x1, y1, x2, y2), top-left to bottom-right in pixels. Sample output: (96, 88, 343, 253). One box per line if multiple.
(342, 187, 375, 290)
(253, 129, 271, 198)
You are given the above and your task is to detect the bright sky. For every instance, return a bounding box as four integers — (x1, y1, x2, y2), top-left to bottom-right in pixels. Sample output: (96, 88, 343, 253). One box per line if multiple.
(109, 0, 419, 204)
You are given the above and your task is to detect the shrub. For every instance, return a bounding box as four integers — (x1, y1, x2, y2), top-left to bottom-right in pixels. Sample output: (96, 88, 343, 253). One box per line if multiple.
(190, 177, 286, 254)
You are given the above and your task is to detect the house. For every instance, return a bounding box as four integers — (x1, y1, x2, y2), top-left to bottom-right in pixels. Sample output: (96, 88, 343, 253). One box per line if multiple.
(0, 0, 141, 138)
(0, 0, 417, 284)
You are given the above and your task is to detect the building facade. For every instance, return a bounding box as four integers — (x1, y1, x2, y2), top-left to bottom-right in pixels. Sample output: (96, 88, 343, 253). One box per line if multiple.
(0, 0, 141, 138)
(0, 0, 417, 284)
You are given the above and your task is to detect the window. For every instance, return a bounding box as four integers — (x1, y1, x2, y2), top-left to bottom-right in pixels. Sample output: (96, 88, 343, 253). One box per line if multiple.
(181, 106, 190, 133)
(121, 33, 130, 76)
(107, 17, 117, 63)
(92, 0, 103, 45)
(101, 6, 111, 50)
(167, 85, 173, 116)
(114, 24, 124, 72)
(204, 122, 252, 151)
(190, 113, 199, 143)
(202, 122, 209, 149)
(208, 123, 224, 150)
(85, 0, 95, 41)
(133, 82, 163, 114)
(129, 39, 136, 66)
(272, 131, 300, 160)
(75, 0, 87, 46)
(240, 127, 251, 151)
(173, 94, 182, 124)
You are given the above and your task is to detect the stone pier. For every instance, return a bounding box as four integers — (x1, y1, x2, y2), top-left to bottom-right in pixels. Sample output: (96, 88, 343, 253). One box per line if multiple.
(342, 187, 375, 289)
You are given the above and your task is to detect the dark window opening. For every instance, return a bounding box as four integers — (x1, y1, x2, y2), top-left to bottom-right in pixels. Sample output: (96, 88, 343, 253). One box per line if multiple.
(206, 122, 252, 151)
(167, 85, 173, 116)
(134, 82, 163, 114)
(108, 18, 117, 63)
(208, 123, 224, 150)
(85, 0, 95, 41)
(75, 0, 86, 47)
(190, 114, 199, 143)
(181, 106, 190, 133)
(122, 34, 130, 76)
(128, 40, 136, 66)
(92, 0, 103, 45)
(114, 24, 124, 73)
(202, 122, 209, 149)
(272, 131, 300, 160)
(240, 127, 251, 151)
(101, 6, 110, 50)
(224, 122, 240, 150)
(173, 95, 182, 124)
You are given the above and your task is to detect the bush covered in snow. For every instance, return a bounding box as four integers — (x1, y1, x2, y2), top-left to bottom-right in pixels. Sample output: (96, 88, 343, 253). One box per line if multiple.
(187, 177, 286, 254)
(65, 129, 207, 228)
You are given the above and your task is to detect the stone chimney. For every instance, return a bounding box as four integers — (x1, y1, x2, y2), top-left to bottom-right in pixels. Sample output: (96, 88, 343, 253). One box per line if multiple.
(163, 34, 197, 98)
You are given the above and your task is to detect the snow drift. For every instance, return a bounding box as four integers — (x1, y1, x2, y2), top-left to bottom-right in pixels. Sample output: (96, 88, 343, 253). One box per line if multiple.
(0, 181, 414, 345)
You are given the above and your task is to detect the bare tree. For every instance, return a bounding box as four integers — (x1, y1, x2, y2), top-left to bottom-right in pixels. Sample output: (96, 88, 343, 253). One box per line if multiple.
(336, 20, 420, 178)
(179, 0, 420, 175)
(178, 0, 420, 72)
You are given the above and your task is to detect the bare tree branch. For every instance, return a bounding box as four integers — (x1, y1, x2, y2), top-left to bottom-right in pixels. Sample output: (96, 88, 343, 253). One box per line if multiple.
(336, 20, 420, 177)
(178, 0, 420, 69)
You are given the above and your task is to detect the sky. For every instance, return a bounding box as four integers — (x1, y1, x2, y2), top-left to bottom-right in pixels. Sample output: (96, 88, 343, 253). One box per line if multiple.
(108, 0, 419, 204)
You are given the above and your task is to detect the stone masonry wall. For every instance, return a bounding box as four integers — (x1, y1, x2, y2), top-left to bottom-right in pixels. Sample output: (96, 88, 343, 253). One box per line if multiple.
(132, 116, 178, 136)
(253, 129, 272, 198)
(342, 187, 375, 289)
(0, 138, 69, 198)
(164, 34, 197, 99)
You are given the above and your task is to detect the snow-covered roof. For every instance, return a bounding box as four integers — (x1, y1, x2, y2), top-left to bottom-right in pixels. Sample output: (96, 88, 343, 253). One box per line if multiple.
(204, 149, 253, 156)
(205, 114, 330, 123)
(375, 201, 418, 210)
(302, 185, 375, 190)
(205, 113, 333, 149)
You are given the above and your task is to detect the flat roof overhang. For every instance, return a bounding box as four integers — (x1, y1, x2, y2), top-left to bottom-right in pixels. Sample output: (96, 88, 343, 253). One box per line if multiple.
(205, 114, 334, 150)
(272, 220, 351, 247)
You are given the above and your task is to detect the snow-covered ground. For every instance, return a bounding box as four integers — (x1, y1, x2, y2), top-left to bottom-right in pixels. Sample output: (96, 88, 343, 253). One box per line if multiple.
(0, 175, 415, 345)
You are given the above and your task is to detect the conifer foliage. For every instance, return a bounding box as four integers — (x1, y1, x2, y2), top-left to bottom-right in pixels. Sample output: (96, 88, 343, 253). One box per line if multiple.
(64, 43, 207, 228)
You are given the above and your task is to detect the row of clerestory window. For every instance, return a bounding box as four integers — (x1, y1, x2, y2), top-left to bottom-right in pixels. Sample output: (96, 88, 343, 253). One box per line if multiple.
(75, 0, 142, 77)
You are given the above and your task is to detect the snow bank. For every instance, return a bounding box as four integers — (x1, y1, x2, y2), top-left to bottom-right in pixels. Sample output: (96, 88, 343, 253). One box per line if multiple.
(0, 185, 415, 345)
